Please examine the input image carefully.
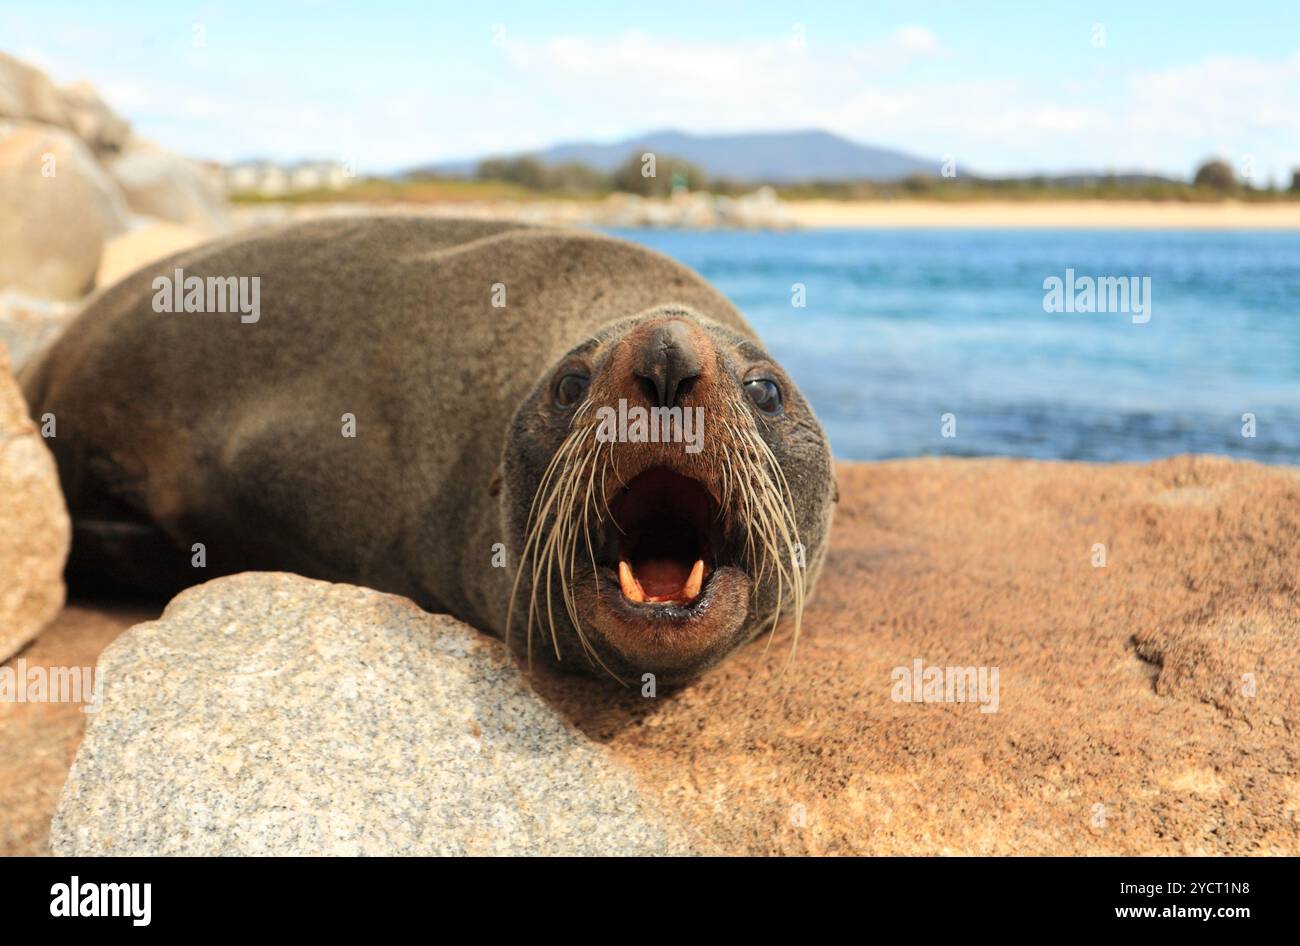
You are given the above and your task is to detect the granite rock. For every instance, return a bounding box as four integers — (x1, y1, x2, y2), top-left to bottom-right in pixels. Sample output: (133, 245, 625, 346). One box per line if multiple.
(0, 120, 129, 299)
(0, 291, 80, 374)
(0, 339, 70, 663)
(0, 602, 150, 856)
(51, 572, 695, 856)
(109, 138, 227, 231)
(58, 80, 131, 157)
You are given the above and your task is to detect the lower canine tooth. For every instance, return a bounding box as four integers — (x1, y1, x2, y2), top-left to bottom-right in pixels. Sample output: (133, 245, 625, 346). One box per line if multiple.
(618, 560, 646, 603)
(683, 559, 704, 600)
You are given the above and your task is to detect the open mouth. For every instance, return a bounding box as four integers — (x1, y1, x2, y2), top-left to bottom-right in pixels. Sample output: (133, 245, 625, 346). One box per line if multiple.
(572, 460, 758, 673)
(575, 462, 756, 671)
(604, 467, 723, 608)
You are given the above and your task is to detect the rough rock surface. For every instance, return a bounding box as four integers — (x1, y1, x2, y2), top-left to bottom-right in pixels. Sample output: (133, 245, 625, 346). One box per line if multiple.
(0, 340, 69, 663)
(0, 52, 68, 128)
(0, 291, 80, 374)
(110, 138, 227, 231)
(534, 456, 1300, 855)
(51, 573, 696, 856)
(0, 121, 129, 299)
(0, 602, 149, 856)
(11, 456, 1299, 855)
(57, 80, 130, 157)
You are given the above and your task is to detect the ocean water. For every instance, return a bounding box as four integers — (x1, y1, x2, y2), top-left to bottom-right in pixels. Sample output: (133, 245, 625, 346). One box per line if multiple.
(608, 228, 1300, 465)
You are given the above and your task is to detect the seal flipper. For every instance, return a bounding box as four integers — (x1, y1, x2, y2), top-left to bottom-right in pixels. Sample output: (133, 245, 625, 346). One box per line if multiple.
(63, 452, 198, 599)
(67, 515, 197, 599)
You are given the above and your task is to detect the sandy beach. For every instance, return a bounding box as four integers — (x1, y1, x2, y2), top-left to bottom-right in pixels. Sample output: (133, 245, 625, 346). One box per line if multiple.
(225, 195, 1300, 233)
(786, 198, 1300, 230)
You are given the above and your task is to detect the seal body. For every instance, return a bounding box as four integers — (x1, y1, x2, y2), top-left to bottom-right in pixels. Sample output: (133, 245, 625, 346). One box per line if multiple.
(24, 216, 834, 682)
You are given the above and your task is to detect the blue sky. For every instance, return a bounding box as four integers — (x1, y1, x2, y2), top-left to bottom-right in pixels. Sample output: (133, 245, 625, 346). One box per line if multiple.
(5, 0, 1299, 181)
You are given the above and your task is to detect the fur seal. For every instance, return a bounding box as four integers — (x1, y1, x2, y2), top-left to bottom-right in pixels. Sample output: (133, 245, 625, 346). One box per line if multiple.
(23, 216, 835, 683)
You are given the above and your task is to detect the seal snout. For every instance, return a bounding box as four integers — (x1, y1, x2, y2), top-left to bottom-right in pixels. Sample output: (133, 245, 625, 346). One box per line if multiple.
(630, 319, 705, 408)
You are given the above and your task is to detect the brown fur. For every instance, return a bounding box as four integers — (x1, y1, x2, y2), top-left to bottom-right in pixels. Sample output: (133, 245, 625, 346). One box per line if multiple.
(23, 216, 835, 682)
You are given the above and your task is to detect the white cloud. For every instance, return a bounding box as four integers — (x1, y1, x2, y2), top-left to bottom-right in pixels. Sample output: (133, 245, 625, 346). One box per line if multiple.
(892, 26, 939, 54)
(8, 23, 1300, 179)
(476, 34, 1300, 178)
(1127, 52, 1300, 140)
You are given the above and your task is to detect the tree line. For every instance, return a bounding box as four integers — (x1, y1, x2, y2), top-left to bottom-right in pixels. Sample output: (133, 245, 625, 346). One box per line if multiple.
(467, 153, 1300, 200)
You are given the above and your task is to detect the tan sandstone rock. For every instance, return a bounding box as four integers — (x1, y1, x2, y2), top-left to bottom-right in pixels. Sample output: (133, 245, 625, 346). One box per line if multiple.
(0, 121, 129, 299)
(51, 573, 698, 856)
(0, 54, 130, 157)
(58, 80, 130, 157)
(0, 339, 70, 664)
(0, 52, 68, 128)
(535, 455, 1300, 855)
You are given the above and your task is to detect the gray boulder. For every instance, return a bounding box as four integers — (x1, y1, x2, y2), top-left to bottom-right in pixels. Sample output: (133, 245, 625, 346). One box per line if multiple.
(0, 120, 129, 299)
(0, 290, 80, 374)
(110, 137, 227, 231)
(58, 80, 131, 157)
(52, 572, 696, 856)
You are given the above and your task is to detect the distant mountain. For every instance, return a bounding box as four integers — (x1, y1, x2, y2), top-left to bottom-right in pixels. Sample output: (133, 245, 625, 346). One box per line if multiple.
(413, 129, 937, 183)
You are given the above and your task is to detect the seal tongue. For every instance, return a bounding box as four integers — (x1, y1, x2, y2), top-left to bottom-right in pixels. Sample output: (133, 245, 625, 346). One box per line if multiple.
(611, 468, 716, 605)
(636, 558, 691, 599)
(621, 557, 705, 603)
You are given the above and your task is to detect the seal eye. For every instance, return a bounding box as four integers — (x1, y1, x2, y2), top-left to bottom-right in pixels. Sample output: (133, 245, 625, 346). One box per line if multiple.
(554, 373, 590, 408)
(743, 378, 782, 415)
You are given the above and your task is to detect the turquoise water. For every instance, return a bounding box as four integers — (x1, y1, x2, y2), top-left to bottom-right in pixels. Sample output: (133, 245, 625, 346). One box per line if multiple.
(609, 228, 1300, 464)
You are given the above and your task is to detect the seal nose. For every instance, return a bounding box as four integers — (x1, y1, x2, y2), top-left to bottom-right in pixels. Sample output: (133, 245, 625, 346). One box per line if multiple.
(633, 321, 702, 408)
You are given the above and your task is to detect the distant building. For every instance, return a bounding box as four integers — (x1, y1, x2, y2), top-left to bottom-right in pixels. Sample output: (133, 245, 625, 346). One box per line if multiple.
(225, 160, 354, 196)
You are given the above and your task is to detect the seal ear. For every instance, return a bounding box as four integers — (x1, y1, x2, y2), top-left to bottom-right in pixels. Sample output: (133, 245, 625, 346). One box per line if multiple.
(488, 467, 503, 497)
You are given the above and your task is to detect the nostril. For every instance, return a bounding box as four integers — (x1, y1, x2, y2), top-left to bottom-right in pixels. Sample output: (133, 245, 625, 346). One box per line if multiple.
(636, 375, 661, 407)
(632, 321, 703, 408)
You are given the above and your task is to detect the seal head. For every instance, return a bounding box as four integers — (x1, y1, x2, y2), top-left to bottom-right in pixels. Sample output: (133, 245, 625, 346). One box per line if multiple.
(503, 305, 835, 684)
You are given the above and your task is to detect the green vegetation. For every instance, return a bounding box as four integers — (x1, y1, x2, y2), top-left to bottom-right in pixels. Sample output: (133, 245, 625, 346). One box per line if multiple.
(608, 153, 707, 196)
(467, 152, 722, 197)
(1192, 159, 1237, 193)
(473, 155, 610, 195)
(230, 152, 1300, 204)
(776, 163, 1300, 203)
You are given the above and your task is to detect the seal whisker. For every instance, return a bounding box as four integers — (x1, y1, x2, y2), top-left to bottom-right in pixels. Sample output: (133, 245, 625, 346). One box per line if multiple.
(567, 441, 624, 681)
(510, 409, 625, 682)
(536, 428, 593, 661)
(508, 422, 591, 666)
(751, 429, 806, 669)
(717, 411, 807, 671)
